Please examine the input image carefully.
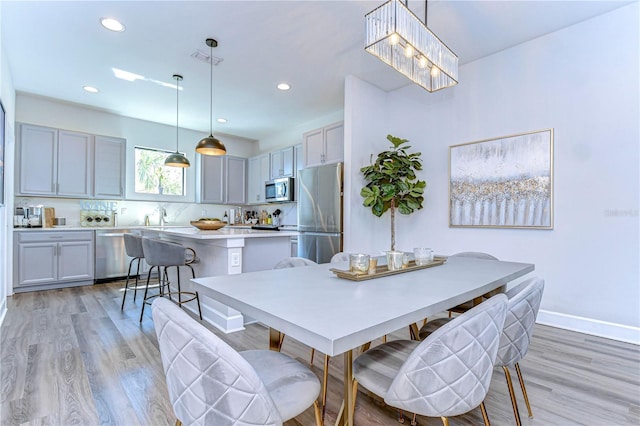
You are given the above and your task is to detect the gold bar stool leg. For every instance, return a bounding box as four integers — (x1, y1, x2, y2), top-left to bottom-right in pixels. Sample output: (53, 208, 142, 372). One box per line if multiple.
(503, 366, 522, 426)
(515, 362, 534, 418)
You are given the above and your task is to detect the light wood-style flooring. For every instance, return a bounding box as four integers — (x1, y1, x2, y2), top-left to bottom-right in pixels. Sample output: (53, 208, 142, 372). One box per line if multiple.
(2, 281, 639, 425)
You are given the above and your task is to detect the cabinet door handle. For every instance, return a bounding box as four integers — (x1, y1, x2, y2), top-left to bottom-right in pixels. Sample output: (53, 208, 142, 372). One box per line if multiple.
(49, 236, 63, 239)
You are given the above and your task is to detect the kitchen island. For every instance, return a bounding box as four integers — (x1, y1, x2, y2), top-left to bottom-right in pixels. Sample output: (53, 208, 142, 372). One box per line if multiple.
(146, 226, 299, 332)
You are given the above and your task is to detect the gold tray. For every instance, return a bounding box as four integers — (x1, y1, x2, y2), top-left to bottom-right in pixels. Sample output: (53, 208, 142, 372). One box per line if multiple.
(330, 256, 446, 281)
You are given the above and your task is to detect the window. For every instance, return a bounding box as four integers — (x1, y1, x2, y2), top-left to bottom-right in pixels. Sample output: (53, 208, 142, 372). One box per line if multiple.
(134, 146, 185, 196)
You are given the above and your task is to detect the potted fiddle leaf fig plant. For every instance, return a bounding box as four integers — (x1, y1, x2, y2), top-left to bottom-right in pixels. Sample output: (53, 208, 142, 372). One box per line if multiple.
(361, 134, 426, 269)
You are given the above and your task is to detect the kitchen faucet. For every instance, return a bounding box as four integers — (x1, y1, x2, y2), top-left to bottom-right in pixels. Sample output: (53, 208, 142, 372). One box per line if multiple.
(160, 208, 168, 226)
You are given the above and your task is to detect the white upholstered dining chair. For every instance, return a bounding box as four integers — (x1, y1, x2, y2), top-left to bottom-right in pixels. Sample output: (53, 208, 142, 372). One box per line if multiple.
(152, 297, 322, 426)
(353, 294, 508, 426)
(420, 277, 545, 426)
(330, 252, 350, 263)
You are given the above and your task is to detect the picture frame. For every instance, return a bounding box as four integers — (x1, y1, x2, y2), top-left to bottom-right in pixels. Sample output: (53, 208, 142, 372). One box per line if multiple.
(449, 129, 554, 229)
(0, 100, 5, 206)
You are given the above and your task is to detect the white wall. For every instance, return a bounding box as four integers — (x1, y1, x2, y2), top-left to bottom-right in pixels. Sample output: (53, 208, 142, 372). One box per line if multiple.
(0, 0, 17, 325)
(16, 93, 258, 203)
(344, 4, 639, 342)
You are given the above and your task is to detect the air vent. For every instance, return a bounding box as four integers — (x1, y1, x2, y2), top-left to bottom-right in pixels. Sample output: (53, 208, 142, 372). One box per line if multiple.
(191, 49, 224, 66)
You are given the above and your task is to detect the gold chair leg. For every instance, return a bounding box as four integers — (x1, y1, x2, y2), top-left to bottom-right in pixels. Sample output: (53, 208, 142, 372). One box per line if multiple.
(313, 400, 322, 426)
(310, 347, 316, 365)
(515, 362, 534, 418)
(440, 417, 450, 426)
(321, 355, 330, 423)
(502, 366, 522, 426)
(175, 420, 182, 426)
(480, 401, 491, 426)
(352, 378, 358, 415)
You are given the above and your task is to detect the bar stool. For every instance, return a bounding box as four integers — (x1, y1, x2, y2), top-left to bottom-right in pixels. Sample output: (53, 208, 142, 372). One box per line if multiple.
(139, 237, 202, 323)
(121, 234, 146, 310)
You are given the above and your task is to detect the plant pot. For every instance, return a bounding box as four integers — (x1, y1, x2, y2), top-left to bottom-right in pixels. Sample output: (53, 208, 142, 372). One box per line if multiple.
(386, 251, 404, 271)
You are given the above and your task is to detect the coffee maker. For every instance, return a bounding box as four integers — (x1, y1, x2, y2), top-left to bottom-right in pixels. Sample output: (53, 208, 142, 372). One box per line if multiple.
(15, 206, 42, 227)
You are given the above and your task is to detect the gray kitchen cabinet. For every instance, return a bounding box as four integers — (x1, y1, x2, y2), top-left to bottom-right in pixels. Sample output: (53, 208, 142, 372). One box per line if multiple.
(18, 124, 93, 197)
(94, 135, 126, 198)
(17, 123, 125, 199)
(303, 122, 344, 167)
(14, 231, 94, 292)
(57, 130, 93, 197)
(198, 155, 247, 204)
(247, 153, 270, 204)
(269, 146, 295, 179)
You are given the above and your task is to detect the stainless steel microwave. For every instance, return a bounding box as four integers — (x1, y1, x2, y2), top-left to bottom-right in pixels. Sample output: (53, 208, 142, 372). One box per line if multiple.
(265, 177, 294, 203)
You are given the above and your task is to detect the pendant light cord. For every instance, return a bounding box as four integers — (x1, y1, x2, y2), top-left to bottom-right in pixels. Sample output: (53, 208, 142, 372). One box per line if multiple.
(425, 0, 428, 26)
(209, 43, 213, 136)
(176, 76, 180, 152)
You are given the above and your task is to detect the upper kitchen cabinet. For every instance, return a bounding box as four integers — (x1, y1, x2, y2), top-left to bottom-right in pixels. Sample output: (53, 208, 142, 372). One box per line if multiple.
(17, 123, 126, 199)
(17, 124, 93, 197)
(197, 155, 247, 205)
(94, 136, 126, 199)
(247, 153, 270, 204)
(302, 122, 344, 167)
(269, 146, 295, 179)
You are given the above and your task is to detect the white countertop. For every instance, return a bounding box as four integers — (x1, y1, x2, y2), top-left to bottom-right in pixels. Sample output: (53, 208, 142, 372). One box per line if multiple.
(13, 225, 298, 239)
(159, 226, 298, 240)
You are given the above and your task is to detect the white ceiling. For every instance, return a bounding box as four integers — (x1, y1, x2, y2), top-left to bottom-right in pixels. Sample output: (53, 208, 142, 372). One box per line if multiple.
(1, 0, 631, 141)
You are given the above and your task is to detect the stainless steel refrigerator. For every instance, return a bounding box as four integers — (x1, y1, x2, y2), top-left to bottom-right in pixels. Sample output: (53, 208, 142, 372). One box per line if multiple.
(297, 162, 343, 263)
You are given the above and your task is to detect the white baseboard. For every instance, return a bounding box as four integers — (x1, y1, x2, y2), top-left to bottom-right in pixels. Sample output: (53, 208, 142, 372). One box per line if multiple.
(537, 309, 640, 345)
(0, 298, 6, 328)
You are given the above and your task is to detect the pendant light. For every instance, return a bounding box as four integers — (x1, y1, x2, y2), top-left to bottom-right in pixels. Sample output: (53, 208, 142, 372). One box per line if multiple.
(165, 74, 191, 167)
(365, 0, 458, 92)
(195, 38, 227, 156)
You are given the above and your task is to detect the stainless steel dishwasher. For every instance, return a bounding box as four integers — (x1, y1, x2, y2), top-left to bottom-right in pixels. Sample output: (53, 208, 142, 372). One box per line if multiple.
(95, 229, 141, 282)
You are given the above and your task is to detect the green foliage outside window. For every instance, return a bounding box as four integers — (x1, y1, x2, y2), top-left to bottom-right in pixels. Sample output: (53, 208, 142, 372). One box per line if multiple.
(134, 146, 185, 195)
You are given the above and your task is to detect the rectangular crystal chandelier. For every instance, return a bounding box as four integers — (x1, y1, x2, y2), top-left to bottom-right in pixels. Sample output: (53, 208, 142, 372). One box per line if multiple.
(365, 0, 458, 92)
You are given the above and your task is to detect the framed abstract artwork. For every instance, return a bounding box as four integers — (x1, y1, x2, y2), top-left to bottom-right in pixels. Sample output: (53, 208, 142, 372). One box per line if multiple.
(449, 129, 554, 229)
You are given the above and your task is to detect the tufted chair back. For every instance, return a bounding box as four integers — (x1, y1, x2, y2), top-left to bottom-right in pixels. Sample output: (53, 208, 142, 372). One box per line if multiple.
(330, 252, 351, 263)
(385, 294, 507, 417)
(273, 257, 317, 269)
(152, 298, 282, 426)
(449, 251, 498, 261)
(496, 277, 545, 367)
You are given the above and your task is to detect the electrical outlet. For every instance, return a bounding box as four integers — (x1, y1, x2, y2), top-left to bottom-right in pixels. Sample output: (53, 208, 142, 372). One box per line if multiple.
(121, 207, 127, 215)
(231, 253, 241, 267)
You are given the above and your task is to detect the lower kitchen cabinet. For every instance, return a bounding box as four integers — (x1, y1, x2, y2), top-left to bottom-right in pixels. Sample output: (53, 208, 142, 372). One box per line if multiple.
(14, 231, 94, 292)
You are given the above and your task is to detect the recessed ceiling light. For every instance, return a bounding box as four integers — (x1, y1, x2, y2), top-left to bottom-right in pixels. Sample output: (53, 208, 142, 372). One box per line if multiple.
(83, 86, 99, 93)
(277, 83, 291, 91)
(216, 118, 228, 124)
(100, 17, 125, 32)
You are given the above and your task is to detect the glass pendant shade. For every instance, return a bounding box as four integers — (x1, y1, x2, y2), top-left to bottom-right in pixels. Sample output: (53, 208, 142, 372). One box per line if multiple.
(196, 135, 226, 156)
(365, 0, 458, 92)
(197, 38, 227, 156)
(165, 74, 190, 168)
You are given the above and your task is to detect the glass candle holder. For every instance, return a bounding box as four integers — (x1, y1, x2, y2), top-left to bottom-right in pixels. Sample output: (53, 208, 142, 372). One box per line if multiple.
(414, 247, 434, 266)
(349, 254, 370, 275)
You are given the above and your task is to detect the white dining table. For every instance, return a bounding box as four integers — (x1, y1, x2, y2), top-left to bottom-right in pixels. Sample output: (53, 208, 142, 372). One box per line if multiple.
(190, 255, 534, 426)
